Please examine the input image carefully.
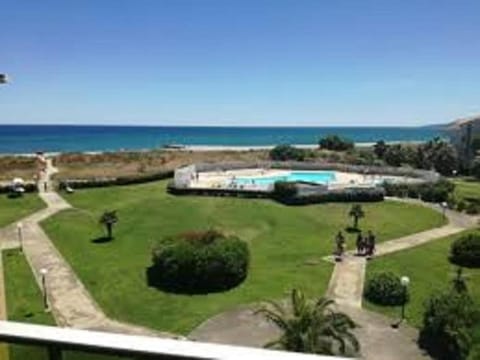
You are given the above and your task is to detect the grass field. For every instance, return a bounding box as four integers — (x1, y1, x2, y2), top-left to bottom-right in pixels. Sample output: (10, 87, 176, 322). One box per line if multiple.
(3, 249, 125, 360)
(454, 179, 480, 202)
(41, 180, 445, 334)
(365, 230, 480, 327)
(0, 194, 45, 228)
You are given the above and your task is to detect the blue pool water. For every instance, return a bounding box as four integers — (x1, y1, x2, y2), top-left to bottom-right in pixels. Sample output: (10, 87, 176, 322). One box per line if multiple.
(234, 171, 336, 186)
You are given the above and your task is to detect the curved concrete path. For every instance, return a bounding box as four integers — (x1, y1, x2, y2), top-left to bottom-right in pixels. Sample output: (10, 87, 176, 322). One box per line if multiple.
(0, 160, 178, 338)
(191, 198, 478, 359)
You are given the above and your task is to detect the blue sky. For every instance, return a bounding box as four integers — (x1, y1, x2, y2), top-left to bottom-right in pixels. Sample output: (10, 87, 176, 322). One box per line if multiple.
(1, 0, 479, 126)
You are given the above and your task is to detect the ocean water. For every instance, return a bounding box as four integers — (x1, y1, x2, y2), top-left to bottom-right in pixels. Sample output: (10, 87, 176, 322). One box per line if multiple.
(0, 125, 446, 154)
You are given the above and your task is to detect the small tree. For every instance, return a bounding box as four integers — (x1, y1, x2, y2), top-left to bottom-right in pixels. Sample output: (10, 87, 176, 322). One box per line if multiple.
(349, 204, 365, 229)
(256, 289, 359, 356)
(99, 210, 118, 239)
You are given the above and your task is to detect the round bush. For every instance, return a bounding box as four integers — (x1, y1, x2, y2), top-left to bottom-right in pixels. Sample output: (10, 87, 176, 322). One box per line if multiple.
(149, 230, 249, 294)
(449, 233, 480, 268)
(364, 272, 409, 306)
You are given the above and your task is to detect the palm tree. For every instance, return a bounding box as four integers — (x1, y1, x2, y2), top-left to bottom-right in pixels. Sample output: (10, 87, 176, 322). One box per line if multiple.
(256, 289, 360, 356)
(99, 210, 118, 239)
(349, 204, 365, 230)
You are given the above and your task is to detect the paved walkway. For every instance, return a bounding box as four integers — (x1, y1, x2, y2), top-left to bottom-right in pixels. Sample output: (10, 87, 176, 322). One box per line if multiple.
(191, 198, 478, 359)
(0, 160, 177, 338)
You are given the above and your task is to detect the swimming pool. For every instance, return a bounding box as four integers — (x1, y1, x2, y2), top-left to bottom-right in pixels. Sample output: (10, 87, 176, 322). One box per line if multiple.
(233, 171, 336, 186)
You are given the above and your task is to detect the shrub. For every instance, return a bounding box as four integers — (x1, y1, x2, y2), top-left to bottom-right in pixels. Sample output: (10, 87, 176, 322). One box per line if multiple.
(318, 135, 354, 151)
(149, 230, 249, 294)
(277, 187, 384, 205)
(449, 233, 480, 268)
(471, 159, 480, 180)
(269, 145, 308, 161)
(364, 272, 408, 306)
(465, 202, 480, 215)
(383, 179, 454, 203)
(457, 200, 467, 212)
(419, 291, 478, 360)
(57, 170, 173, 190)
(383, 144, 407, 167)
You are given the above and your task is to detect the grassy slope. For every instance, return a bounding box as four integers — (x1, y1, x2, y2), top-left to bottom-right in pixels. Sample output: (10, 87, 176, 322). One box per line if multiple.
(41, 180, 445, 334)
(3, 249, 122, 360)
(365, 230, 480, 328)
(454, 179, 480, 201)
(0, 194, 45, 228)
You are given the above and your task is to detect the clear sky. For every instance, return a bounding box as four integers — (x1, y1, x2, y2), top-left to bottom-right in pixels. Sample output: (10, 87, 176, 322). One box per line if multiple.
(1, 0, 479, 126)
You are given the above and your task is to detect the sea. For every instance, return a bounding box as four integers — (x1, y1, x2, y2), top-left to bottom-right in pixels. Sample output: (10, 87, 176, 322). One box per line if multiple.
(0, 125, 447, 154)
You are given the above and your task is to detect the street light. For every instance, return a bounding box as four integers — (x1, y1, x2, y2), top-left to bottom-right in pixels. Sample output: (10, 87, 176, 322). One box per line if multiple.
(400, 276, 410, 321)
(392, 275, 410, 328)
(16, 222, 23, 252)
(40, 268, 49, 311)
(441, 201, 448, 219)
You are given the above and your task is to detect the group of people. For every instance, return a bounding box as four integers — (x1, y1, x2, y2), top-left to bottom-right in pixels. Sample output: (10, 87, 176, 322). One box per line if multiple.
(334, 230, 376, 260)
(355, 230, 376, 257)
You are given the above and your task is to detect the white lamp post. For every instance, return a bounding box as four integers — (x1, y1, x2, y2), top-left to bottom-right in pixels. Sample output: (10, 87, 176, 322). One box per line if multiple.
(40, 268, 49, 311)
(16, 222, 23, 252)
(441, 201, 448, 218)
(400, 276, 410, 322)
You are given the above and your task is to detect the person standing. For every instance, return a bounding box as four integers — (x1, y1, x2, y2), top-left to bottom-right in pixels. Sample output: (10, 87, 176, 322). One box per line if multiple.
(367, 230, 376, 257)
(335, 231, 346, 260)
(356, 232, 364, 255)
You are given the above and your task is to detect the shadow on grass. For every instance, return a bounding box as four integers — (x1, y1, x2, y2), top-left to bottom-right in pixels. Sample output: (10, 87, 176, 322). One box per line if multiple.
(145, 266, 244, 295)
(345, 226, 361, 233)
(91, 236, 113, 244)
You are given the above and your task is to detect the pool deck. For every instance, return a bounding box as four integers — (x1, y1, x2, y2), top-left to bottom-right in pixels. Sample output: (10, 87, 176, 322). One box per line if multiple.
(190, 168, 415, 191)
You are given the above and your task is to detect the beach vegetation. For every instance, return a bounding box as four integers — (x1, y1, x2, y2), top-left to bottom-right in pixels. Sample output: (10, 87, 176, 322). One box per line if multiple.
(269, 144, 309, 161)
(318, 135, 354, 152)
(256, 289, 359, 356)
(373, 140, 388, 159)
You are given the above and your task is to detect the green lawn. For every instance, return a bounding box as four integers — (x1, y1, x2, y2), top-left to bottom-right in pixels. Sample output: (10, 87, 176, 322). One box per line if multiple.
(41, 180, 446, 335)
(365, 230, 480, 328)
(3, 249, 125, 360)
(454, 179, 480, 202)
(0, 193, 45, 228)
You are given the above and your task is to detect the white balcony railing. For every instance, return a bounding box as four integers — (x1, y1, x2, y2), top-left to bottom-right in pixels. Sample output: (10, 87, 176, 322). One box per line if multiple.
(0, 321, 352, 360)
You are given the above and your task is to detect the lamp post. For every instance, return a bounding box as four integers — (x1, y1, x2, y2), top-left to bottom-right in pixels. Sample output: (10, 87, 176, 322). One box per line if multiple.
(392, 275, 410, 328)
(452, 169, 458, 177)
(16, 222, 23, 252)
(400, 276, 410, 321)
(441, 201, 448, 219)
(40, 268, 49, 311)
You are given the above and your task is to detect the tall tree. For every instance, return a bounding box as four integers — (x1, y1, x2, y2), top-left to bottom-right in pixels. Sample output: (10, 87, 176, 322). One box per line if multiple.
(99, 210, 118, 239)
(349, 204, 365, 229)
(257, 289, 359, 356)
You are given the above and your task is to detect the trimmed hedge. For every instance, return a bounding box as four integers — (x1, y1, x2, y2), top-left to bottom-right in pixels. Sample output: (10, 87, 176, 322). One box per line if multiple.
(149, 230, 249, 294)
(277, 186, 385, 205)
(0, 183, 38, 194)
(57, 170, 173, 190)
(449, 233, 480, 268)
(364, 272, 408, 306)
(383, 179, 454, 203)
(273, 181, 298, 199)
